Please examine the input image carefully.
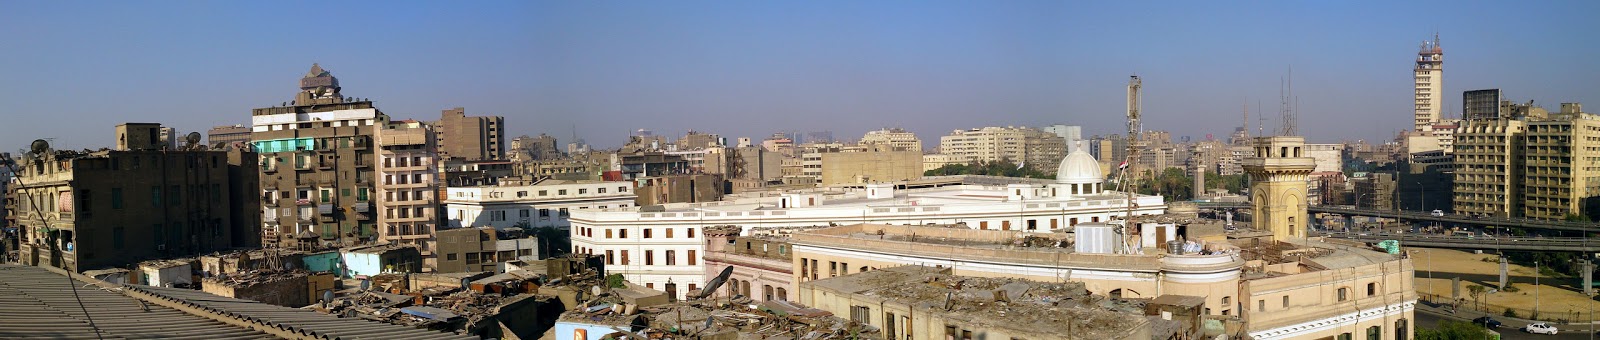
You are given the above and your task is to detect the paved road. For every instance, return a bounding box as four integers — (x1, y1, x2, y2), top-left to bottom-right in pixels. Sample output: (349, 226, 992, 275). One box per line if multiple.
(1416, 303, 1599, 339)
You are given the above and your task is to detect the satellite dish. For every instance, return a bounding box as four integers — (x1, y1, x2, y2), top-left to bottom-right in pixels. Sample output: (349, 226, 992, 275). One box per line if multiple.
(185, 132, 202, 146)
(30, 139, 49, 153)
(359, 279, 370, 291)
(321, 290, 334, 303)
(460, 277, 472, 288)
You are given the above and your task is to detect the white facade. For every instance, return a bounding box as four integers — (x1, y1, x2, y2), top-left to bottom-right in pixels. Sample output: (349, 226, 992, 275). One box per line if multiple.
(444, 181, 637, 231)
(570, 187, 1164, 300)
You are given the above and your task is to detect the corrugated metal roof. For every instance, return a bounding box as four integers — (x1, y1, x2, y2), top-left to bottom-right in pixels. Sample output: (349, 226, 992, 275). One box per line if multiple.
(128, 285, 476, 340)
(0, 264, 274, 340)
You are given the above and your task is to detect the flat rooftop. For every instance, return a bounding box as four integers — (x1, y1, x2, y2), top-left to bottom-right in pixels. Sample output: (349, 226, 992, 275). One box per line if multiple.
(807, 265, 1149, 338)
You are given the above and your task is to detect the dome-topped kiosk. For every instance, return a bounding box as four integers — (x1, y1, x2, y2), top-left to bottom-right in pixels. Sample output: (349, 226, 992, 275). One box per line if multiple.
(1055, 144, 1104, 196)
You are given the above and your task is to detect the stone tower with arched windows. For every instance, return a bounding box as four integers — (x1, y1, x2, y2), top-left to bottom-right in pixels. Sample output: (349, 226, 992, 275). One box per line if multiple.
(1242, 136, 1317, 241)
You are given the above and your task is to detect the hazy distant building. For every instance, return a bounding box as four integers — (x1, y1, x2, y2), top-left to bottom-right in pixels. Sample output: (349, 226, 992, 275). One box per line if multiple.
(1042, 124, 1083, 152)
(511, 134, 562, 161)
(804, 131, 834, 144)
(434, 107, 505, 161)
(1414, 34, 1444, 131)
(1304, 143, 1345, 173)
(857, 128, 922, 152)
(937, 126, 1065, 172)
(207, 124, 251, 147)
(819, 149, 922, 186)
(250, 64, 384, 249)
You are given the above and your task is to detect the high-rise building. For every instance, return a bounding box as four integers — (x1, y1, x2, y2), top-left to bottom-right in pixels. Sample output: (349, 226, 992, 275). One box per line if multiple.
(374, 119, 439, 264)
(1243, 136, 1317, 241)
(1522, 110, 1600, 220)
(1452, 118, 1525, 217)
(251, 64, 385, 249)
(10, 129, 259, 272)
(1414, 34, 1444, 131)
(435, 107, 505, 161)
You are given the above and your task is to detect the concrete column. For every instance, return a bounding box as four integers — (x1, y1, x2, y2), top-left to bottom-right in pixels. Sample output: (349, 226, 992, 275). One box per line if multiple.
(1499, 257, 1509, 290)
(1584, 260, 1594, 296)
(1452, 277, 1461, 301)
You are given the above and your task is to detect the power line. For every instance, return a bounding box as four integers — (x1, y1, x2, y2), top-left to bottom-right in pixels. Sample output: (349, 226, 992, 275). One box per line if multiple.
(2, 151, 104, 340)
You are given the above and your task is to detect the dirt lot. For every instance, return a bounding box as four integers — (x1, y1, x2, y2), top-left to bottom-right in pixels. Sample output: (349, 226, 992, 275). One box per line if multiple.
(1408, 248, 1599, 321)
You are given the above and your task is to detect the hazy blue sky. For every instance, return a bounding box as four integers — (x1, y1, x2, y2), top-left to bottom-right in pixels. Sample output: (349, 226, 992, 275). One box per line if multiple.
(2, 1, 1596, 152)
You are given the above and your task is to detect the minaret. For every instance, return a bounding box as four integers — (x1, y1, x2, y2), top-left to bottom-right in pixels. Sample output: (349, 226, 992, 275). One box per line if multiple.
(1414, 34, 1444, 131)
(1242, 136, 1316, 241)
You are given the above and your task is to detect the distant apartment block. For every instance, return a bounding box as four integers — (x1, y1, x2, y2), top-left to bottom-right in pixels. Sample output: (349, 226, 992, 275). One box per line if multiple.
(857, 128, 922, 152)
(938, 126, 1066, 173)
(435, 107, 505, 161)
(207, 124, 252, 147)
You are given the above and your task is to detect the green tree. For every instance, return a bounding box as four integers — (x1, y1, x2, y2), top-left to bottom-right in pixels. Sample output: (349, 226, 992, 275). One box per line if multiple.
(1415, 320, 1492, 340)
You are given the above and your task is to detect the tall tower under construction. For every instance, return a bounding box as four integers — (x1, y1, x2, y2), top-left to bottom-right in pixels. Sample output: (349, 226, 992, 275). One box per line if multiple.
(1414, 34, 1444, 131)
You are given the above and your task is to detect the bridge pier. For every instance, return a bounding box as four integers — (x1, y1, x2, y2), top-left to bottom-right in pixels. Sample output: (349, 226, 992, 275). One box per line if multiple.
(1498, 257, 1508, 290)
(1584, 260, 1594, 296)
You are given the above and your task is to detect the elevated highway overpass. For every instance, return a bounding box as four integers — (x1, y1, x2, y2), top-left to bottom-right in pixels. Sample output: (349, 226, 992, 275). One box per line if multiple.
(1312, 231, 1600, 252)
(1196, 201, 1599, 233)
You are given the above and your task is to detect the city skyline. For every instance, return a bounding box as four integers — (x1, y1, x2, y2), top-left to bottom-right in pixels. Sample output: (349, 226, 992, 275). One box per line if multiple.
(3, 1, 1598, 151)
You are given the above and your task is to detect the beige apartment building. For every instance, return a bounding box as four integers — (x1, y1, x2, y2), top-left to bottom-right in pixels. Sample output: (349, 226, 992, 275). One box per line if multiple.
(937, 126, 1065, 172)
(1453, 118, 1526, 217)
(374, 120, 439, 260)
(1523, 110, 1600, 220)
(251, 64, 384, 249)
(435, 107, 505, 161)
(818, 149, 922, 186)
(858, 128, 923, 152)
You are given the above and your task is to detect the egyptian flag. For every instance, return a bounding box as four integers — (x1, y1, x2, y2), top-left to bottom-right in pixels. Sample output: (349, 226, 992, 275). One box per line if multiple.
(1118, 161, 1129, 170)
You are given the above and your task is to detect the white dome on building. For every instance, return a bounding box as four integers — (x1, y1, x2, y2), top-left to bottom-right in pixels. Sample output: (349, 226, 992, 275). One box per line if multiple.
(1056, 147, 1104, 185)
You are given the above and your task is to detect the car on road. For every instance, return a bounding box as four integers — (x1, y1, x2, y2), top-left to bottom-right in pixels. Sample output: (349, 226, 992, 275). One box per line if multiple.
(1431, 209, 1445, 216)
(1473, 316, 1502, 328)
(1525, 322, 1558, 335)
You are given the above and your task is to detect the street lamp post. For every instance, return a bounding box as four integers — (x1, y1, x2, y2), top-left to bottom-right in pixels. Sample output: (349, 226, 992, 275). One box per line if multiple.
(1535, 261, 1541, 319)
(1411, 249, 1435, 302)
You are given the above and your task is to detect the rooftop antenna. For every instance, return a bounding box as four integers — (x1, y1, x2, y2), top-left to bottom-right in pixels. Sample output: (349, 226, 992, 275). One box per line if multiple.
(1256, 100, 1266, 137)
(1279, 66, 1297, 136)
(1242, 98, 1250, 139)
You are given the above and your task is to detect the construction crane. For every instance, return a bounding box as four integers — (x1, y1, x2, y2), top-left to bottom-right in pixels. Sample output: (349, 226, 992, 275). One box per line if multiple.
(1116, 75, 1143, 254)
